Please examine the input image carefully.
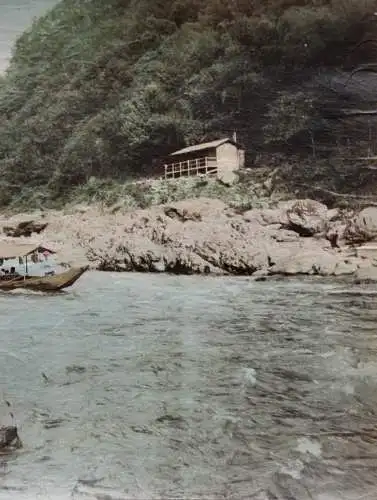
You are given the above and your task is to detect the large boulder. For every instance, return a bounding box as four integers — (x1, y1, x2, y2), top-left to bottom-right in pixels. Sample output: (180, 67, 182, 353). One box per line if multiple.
(269, 249, 339, 275)
(243, 207, 289, 227)
(344, 207, 377, 244)
(354, 264, 377, 283)
(244, 199, 329, 236)
(267, 237, 356, 276)
(217, 170, 239, 186)
(164, 198, 229, 220)
(284, 199, 328, 236)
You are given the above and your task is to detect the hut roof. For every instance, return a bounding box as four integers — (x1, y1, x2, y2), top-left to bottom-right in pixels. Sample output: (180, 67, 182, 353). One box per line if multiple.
(170, 138, 241, 156)
(0, 243, 55, 259)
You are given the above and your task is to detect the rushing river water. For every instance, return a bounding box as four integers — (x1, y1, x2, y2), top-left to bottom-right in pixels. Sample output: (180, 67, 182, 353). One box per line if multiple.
(0, 272, 377, 499)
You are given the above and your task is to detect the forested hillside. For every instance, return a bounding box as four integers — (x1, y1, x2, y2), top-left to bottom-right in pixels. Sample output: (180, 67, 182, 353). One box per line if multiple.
(0, 0, 376, 208)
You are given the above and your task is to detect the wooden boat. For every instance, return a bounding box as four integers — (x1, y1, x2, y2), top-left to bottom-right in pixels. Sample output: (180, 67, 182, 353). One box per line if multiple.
(0, 242, 89, 292)
(0, 265, 89, 292)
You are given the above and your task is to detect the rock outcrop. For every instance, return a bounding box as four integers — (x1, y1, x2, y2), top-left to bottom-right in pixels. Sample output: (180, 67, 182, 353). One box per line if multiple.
(3, 220, 48, 237)
(1, 197, 377, 279)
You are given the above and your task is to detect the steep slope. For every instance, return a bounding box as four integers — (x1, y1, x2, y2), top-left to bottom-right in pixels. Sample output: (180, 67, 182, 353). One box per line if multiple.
(0, 0, 376, 207)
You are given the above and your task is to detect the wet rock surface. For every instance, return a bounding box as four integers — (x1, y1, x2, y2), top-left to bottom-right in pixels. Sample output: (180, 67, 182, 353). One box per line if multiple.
(1, 197, 377, 279)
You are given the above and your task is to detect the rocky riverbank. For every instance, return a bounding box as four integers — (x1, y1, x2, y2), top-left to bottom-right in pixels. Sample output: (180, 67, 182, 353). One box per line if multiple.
(1, 197, 377, 281)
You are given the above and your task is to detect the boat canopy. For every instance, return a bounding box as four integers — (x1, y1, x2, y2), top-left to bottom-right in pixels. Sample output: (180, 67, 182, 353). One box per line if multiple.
(0, 243, 55, 260)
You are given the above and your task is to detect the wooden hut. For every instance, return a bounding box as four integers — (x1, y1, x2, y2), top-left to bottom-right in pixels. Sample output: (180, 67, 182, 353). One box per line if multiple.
(164, 138, 245, 180)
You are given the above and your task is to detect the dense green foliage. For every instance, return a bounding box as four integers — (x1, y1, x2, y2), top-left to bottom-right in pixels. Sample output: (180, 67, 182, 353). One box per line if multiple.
(0, 0, 376, 207)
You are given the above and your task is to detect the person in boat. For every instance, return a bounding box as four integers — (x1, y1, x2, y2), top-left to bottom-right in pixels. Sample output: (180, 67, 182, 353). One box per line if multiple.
(0, 268, 12, 280)
(9, 267, 20, 277)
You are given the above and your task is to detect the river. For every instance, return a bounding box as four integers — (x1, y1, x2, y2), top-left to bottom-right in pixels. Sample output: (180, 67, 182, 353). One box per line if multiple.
(0, 271, 376, 499)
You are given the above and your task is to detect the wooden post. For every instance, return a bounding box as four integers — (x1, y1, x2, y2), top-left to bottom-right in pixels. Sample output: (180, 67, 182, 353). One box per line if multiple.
(205, 157, 208, 175)
(195, 158, 199, 176)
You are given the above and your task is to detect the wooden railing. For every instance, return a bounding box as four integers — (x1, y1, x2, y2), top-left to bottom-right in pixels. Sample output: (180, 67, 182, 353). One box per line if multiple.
(164, 156, 217, 179)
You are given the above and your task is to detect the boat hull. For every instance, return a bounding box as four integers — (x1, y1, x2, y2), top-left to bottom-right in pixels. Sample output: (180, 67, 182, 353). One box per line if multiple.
(0, 266, 89, 292)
